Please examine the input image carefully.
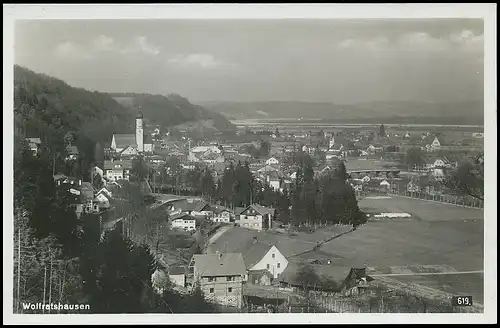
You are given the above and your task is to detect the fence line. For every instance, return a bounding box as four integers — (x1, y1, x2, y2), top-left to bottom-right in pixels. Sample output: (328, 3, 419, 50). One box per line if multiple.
(365, 189, 484, 209)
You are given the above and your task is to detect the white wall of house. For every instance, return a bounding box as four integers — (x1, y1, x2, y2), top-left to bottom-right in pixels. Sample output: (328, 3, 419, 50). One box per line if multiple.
(239, 214, 263, 231)
(95, 193, 110, 208)
(169, 274, 186, 288)
(212, 211, 231, 223)
(121, 146, 138, 156)
(265, 157, 279, 166)
(144, 143, 154, 153)
(171, 218, 196, 231)
(249, 246, 288, 279)
(269, 179, 280, 191)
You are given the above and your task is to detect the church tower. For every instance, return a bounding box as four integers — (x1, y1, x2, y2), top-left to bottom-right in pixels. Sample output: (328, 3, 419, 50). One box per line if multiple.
(136, 112, 144, 152)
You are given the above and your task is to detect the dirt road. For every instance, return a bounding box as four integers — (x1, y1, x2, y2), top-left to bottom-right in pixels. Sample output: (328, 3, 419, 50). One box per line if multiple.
(207, 225, 233, 245)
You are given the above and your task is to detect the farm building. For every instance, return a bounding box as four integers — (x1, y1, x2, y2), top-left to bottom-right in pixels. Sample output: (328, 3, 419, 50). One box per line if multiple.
(168, 266, 187, 288)
(208, 236, 289, 281)
(278, 263, 374, 296)
(237, 204, 275, 231)
(189, 253, 246, 308)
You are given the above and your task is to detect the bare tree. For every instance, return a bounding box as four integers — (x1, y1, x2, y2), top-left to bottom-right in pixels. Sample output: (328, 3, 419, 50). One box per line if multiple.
(442, 153, 484, 200)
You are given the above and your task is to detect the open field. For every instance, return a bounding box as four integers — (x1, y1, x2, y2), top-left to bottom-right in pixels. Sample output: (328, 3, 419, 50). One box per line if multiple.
(303, 196, 484, 303)
(214, 195, 484, 306)
(358, 196, 484, 222)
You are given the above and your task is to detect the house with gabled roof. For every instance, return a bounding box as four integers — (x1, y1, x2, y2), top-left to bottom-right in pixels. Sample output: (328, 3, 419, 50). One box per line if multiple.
(26, 137, 42, 155)
(103, 159, 133, 181)
(94, 187, 113, 209)
(278, 263, 374, 295)
(170, 212, 196, 232)
(65, 145, 80, 161)
(189, 253, 246, 308)
(237, 204, 274, 231)
(208, 236, 289, 281)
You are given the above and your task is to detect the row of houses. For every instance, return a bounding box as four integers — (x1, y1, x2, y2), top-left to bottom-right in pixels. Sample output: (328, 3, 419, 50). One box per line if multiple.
(53, 174, 113, 218)
(160, 231, 373, 309)
(161, 200, 276, 233)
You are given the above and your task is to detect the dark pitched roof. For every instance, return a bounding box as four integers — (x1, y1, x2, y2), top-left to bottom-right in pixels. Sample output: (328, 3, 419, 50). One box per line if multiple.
(278, 262, 353, 286)
(66, 145, 79, 155)
(168, 266, 187, 275)
(192, 253, 246, 277)
(113, 134, 136, 148)
(53, 173, 68, 181)
(80, 182, 95, 201)
(244, 204, 273, 216)
(103, 160, 133, 170)
(234, 207, 246, 215)
(175, 200, 209, 212)
(241, 241, 273, 268)
(170, 213, 195, 221)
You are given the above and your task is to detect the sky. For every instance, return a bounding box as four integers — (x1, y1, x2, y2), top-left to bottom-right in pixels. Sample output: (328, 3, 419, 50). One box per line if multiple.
(14, 19, 484, 104)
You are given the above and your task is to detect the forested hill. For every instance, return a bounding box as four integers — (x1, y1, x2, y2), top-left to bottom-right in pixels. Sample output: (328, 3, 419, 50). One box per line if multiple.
(14, 65, 135, 148)
(109, 92, 236, 133)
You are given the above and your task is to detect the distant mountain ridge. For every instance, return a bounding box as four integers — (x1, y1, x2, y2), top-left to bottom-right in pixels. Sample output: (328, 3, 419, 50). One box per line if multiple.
(200, 100, 484, 125)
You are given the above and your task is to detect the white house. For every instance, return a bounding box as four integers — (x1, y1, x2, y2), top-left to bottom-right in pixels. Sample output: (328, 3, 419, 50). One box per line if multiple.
(237, 204, 274, 231)
(433, 158, 452, 169)
(406, 180, 421, 193)
(265, 157, 280, 166)
(168, 266, 186, 288)
(119, 145, 139, 157)
(207, 238, 289, 281)
(431, 137, 441, 151)
(211, 207, 232, 223)
(361, 176, 371, 183)
(472, 132, 484, 138)
(94, 187, 113, 209)
(103, 160, 132, 181)
(379, 180, 391, 189)
(26, 137, 42, 155)
(243, 241, 288, 280)
(170, 213, 196, 232)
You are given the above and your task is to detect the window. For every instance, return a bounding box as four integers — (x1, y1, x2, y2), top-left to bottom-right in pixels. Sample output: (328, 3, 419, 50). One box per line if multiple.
(277, 263, 281, 268)
(228, 287, 233, 293)
(266, 264, 270, 270)
(272, 254, 275, 259)
(209, 288, 214, 294)
(208, 277, 215, 282)
(226, 276, 233, 282)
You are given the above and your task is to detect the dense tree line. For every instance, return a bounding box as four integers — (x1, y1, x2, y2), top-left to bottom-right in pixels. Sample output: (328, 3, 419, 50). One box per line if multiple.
(286, 153, 366, 227)
(14, 138, 215, 313)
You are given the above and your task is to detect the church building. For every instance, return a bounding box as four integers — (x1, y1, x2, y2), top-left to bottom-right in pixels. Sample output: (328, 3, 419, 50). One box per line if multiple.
(110, 112, 153, 154)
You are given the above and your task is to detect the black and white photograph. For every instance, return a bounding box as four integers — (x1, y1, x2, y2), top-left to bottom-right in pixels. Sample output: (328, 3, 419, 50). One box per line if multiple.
(3, 4, 496, 325)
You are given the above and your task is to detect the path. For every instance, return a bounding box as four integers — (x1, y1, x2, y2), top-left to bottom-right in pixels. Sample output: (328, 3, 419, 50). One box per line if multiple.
(370, 270, 484, 277)
(289, 228, 355, 258)
(207, 225, 233, 245)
